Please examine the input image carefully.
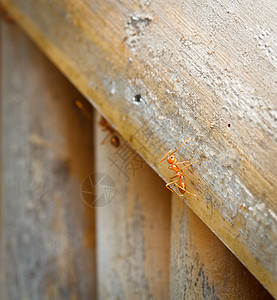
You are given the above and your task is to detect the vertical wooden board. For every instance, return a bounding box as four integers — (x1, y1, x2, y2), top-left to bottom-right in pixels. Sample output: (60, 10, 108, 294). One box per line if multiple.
(0, 23, 96, 299)
(95, 113, 171, 300)
(170, 194, 273, 300)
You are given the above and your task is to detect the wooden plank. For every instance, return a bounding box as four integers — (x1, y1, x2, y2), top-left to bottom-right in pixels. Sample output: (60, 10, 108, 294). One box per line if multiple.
(95, 113, 171, 299)
(170, 194, 273, 300)
(0, 23, 96, 299)
(1, 0, 277, 296)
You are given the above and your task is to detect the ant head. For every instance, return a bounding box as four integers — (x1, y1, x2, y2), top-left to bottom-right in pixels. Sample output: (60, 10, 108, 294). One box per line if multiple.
(167, 154, 176, 164)
(111, 136, 120, 148)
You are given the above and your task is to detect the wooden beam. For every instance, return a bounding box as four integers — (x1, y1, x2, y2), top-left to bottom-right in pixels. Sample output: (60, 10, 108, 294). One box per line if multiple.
(0, 23, 96, 299)
(1, 0, 277, 296)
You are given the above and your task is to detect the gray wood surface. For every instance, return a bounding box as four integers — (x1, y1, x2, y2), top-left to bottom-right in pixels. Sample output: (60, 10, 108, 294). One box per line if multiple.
(170, 194, 273, 300)
(95, 112, 171, 300)
(1, 0, 277, 296)
(0, 23, 96, 300)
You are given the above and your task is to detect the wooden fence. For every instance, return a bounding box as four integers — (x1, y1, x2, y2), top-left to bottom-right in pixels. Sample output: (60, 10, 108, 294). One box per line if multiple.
(0, 0, 276, 298)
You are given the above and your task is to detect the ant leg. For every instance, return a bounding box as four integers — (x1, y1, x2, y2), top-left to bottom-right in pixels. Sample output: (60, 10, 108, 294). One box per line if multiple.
(169, 174, 179, 180)
(75, 100, 93, 120)
(101, 132, 112, 145)
(176, 160, 191, 165)
(165, 180, 180, 196)
(160, 138, 190, 162)
(180, 158, 201, 170)
(166, 180, 191, 197)
(175, 183, 198, 199)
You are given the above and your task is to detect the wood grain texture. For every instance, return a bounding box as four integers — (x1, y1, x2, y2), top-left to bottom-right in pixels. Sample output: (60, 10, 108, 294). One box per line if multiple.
(0, 23, 96, 299)
(1, 0, 277, 296)
(170, 194, 273, 300)
(95, 113, 171, 299)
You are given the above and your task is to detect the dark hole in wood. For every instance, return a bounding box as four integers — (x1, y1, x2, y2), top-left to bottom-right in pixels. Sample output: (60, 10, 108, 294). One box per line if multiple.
(134, 94, 142, 102)
(228, 123, 231, 127)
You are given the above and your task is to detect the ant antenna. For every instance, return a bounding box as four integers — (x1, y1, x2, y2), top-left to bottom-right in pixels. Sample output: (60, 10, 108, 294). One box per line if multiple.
(160, 138, 190, 162)
(75, 100, 92, 120)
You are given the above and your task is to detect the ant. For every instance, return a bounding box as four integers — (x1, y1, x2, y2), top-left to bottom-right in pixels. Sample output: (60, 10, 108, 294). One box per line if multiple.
(98, 116, 120, 148)
(75, 100, 120, 148)
(160, 138, 201, 198)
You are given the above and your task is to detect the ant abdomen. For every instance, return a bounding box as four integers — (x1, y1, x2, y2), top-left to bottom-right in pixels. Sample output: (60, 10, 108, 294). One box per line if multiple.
(178, 182, 186, 194)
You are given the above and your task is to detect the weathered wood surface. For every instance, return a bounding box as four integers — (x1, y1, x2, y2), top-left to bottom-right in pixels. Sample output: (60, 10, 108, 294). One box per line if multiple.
(1, 0, 277, 296)
(170, 194, 273, 300)
(0, 23, 96, 299)
(95, 113, 171, 299)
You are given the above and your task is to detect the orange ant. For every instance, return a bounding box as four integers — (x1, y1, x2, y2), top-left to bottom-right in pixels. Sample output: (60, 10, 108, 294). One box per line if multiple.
(75, 100, 120, 148)
(98, 116, 120, 148)
(160, 138, 200, 198)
